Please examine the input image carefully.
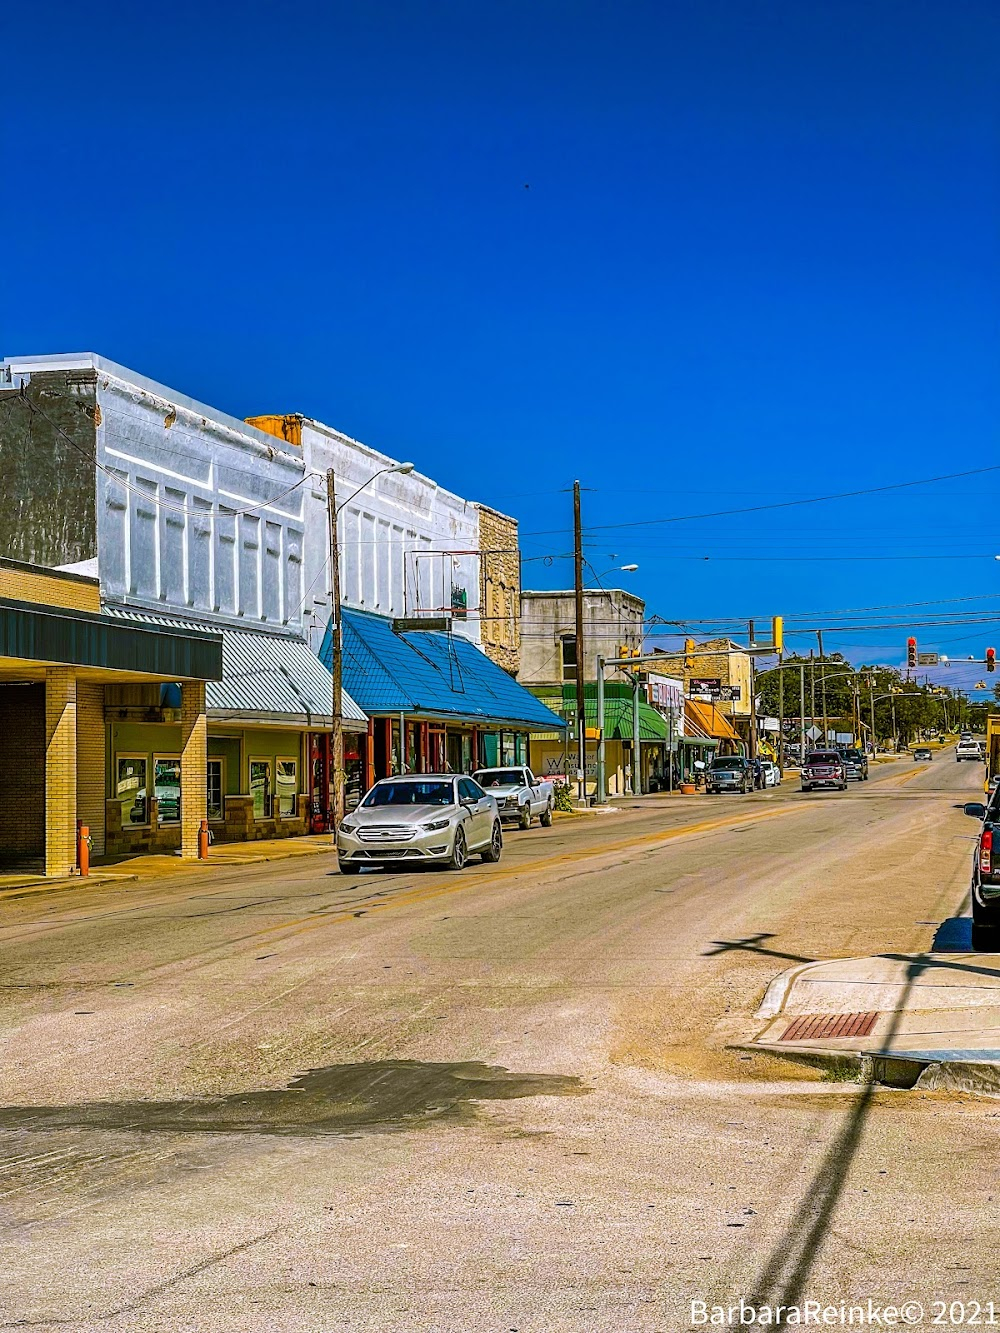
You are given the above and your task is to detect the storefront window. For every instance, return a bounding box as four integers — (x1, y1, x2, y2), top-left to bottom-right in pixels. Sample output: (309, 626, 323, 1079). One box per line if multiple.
(116, 755, 148, 826)
(276, 759, 297, 817)
(154, 757, 181, 825)
(250, 759, 272, 819)
(428, 729, 445, 772)
(207, 759, 224, 822)
(390, 721, 401, 775)
(406, 723, 418, 774)
(344, 736, 362, 811)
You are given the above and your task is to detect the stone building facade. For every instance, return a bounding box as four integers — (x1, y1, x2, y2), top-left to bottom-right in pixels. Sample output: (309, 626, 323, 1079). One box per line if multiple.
(475, 504, 520, 676)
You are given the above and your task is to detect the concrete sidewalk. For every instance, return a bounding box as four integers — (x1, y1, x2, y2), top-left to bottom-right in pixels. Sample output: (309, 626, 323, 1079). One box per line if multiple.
(0, 834, 337, 901)
(750, 938, 1000, 1092)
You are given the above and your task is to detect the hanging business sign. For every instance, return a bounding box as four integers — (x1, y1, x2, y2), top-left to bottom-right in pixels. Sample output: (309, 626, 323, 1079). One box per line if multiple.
(689, 678, 722, 696)
(689, 679, 741, 702)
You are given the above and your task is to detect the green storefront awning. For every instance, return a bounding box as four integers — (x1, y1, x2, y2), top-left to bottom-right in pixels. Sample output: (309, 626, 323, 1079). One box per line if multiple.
(559, 682, 671, 743)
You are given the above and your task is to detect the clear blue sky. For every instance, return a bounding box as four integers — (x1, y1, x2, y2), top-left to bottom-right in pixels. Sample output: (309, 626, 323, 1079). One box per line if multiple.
(4, 1, 999, 684)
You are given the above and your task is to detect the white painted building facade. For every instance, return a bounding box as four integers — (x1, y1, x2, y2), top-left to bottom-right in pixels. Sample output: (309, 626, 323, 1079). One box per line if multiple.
(294, 418, 485, 656)
(0, 354, 309, 631)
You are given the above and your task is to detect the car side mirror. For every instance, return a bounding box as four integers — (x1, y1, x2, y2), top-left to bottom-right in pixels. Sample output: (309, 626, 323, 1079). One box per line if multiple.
(461, 796, 476, 808)
(964, 802, 986, 819)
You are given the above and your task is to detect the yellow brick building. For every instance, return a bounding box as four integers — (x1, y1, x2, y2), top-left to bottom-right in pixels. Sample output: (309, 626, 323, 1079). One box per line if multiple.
(0, 559, 221, 876)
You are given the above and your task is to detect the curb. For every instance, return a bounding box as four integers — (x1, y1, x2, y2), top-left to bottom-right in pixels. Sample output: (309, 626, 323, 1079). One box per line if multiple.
(0, 872, 140, 903)
(915, 1061, 1000, 1096)
(755, 961, 820, 1020)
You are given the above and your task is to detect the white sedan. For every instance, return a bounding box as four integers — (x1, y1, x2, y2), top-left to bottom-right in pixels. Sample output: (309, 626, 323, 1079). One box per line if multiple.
(760, 761, 781, 787)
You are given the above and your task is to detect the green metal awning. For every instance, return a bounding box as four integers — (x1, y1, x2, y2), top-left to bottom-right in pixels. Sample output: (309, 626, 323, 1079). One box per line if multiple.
(0, 598, 223, 680)
(560, 682, 670, 743)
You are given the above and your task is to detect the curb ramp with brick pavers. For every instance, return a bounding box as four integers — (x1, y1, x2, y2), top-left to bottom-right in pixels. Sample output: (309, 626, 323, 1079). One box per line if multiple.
(747, 947, 1000, 1094)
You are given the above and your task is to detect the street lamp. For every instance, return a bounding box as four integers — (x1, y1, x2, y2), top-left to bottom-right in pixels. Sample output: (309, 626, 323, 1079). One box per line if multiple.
(328, 460, 415, 832)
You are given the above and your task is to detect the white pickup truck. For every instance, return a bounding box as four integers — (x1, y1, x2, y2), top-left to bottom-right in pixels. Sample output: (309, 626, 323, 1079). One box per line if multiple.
(472, 766, 554, 829)
(956, 738, 983, 762)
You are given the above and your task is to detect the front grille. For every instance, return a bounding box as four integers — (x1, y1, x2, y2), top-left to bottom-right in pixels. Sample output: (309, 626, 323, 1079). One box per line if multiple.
(357, 826, 416, 842)
(362, 848, 421, 859)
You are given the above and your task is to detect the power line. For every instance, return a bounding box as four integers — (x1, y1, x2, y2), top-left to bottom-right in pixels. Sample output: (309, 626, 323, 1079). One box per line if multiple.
(522, 462, 1000, 538)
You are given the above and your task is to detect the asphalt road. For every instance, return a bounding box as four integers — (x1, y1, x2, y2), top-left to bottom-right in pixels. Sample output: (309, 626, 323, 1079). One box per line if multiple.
(1, 753, 996, 1331)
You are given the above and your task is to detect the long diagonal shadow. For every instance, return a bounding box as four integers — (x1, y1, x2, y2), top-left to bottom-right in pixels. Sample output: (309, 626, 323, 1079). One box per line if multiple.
(703, 933, 815, 966)
(744, 956, 929, 1321)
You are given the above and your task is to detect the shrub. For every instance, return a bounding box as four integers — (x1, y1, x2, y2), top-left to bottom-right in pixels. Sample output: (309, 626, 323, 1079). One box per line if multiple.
(552, 780, 575, 812)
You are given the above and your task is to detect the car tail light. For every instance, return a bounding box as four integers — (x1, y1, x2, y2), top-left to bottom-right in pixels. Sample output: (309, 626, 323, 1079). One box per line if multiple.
(980, 829, 993, 875)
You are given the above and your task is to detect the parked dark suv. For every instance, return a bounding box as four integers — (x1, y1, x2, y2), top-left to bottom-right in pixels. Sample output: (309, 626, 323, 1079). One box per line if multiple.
(800, 750, 847, 792)
(963, 792, 1000, 949)
(705, 754, 754, 795)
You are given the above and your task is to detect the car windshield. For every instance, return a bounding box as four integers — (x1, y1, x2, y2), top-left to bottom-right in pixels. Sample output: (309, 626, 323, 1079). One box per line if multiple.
(844, 751, 864, 761)
(807, 753, 840, 764)
(473, 770, 524, 787)
(362, 781, 454, 808)
(710, 756, 743, 768)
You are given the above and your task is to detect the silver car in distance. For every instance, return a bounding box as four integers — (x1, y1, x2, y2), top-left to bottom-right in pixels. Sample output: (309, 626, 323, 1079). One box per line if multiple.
(337, 774, 503, 874)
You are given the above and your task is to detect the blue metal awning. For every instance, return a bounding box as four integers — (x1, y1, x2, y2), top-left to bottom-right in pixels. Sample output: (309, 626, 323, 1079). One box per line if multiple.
(322, 608, 566, 732)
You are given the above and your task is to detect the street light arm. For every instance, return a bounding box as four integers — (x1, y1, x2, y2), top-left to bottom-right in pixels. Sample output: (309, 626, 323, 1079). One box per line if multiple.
(335, 461, 414, 515)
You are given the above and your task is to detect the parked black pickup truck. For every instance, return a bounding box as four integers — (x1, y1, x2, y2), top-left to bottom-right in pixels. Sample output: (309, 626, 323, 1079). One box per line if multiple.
(963, 793, 1000, 949)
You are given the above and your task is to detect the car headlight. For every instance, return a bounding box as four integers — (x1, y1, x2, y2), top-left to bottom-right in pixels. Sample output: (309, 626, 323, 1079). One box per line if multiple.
(339, 821, 358, 835)
(421, 817, 452, 832)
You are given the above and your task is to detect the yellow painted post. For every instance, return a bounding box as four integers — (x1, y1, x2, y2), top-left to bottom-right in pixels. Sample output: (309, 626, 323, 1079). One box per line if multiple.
(180, 681, 207, 860)
(45, 667, 77, 877)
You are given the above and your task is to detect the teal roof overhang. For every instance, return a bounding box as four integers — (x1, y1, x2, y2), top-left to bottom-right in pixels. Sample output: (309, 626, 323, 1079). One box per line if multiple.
(0, 597, 223, 680)
(326, 609, 566, 732)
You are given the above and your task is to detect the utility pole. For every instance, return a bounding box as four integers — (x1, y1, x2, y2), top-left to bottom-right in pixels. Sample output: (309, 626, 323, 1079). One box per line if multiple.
(747, 620, 758, 761)
(809, 648, 816, 747)
(667, 696, 674, 793)
(327, 470, 344, 830)
(817, 630, 829, 746)
(869, 680, 877, 752)
(573, 480, 586, 803)
(777, 651, 784, 774)
(800, 662, 807, 763)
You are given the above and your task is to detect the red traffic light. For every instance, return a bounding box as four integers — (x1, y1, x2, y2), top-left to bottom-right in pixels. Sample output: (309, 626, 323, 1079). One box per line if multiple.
(987, 648, 996, 673)
(906, 636, 917, 668)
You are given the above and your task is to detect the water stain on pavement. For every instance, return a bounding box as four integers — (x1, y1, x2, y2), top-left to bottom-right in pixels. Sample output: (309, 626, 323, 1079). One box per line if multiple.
(0, 1060, 587, 1137)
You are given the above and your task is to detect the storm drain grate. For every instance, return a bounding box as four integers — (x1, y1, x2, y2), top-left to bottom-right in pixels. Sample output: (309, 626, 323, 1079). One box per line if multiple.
(779, 1012, 879, 1042)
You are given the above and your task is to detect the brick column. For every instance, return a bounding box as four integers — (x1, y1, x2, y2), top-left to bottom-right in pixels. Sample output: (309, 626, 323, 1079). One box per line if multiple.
(180, 680, 207, 859)
(45, 668, 77, 878)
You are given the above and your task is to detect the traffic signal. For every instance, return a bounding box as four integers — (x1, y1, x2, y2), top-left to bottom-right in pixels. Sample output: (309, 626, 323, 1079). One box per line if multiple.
(684, 637, 695, 669)
(906, 637, 917, 669)
(988, 648, 996, 673)
(772, 615, 783, 653)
